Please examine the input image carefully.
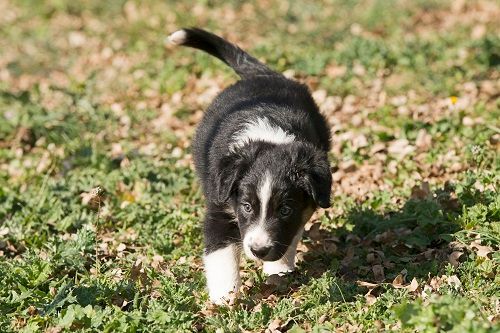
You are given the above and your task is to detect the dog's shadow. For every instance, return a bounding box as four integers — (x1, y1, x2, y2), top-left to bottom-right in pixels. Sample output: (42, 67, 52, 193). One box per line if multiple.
(250, 182, 472, 303)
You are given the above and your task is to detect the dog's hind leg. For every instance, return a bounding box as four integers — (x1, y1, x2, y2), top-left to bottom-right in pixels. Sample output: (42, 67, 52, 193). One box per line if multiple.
(203, 205, 241, 304)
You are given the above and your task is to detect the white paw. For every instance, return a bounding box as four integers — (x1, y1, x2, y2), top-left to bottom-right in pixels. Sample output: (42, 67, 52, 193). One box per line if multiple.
(263, 260, 295, 276)
(209, 288, 240, 306)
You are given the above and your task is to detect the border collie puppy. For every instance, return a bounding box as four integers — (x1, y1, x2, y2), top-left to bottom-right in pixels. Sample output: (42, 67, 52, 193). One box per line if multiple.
(168, 28, 332, 304)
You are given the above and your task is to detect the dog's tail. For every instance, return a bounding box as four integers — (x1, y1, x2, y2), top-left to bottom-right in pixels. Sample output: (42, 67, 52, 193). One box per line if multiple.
(167, 28, 280, 79)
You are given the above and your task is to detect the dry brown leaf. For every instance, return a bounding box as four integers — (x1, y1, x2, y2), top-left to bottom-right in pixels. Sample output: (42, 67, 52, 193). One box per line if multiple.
(446, 275, 462, 290)
(80, 186, 105, 209)
(322, 240, 337, 254)
(339, 160, 357, 173)
(411, 182, 431, 200)
(407, 278, 419, 292)
(415, 129, 432, 151)
(130, 259, 148, 285)
(388, 139, 415, 159)
(429, 276, 443, 290)
(448, 251, 463, 267)
(116, 243, 126, 252)
(267, 318, 282, 332)
(392, 273, 406, 288)
(44, 326, 63, 333)
(307, 222, 322, 241)
(369, 142, 386, 155)
(366, 253, 377, 264)
(0, 227, 9, 236)
(200, 301, 219, 317)
(471, 240, 493, 258)
(365, 293, 377, 306)
(372, 264, 385, 282)
(341, 246, 355, 266)
(151, 254, 164, 269)
(356, 280, 380, 289)
(488, 314, 500, 324)
(27, 306, 38, 316)
(346, 234, 361, 243)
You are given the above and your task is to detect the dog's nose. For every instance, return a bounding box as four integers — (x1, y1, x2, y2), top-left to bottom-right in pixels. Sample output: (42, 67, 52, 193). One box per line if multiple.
(250, 244, 272, 258)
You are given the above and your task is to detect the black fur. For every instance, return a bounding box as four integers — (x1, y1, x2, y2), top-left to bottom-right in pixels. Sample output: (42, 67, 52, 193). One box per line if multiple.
(176, 28, 278, 78)
(172, 28, 332, 258)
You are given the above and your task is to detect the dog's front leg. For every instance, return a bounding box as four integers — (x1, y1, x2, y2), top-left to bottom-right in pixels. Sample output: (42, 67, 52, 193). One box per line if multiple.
(203, 208, 241, 304)
(263, 229, 304, 276)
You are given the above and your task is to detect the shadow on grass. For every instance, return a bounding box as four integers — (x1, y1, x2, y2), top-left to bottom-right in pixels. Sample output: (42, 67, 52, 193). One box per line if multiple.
(256, 183, 472, 302)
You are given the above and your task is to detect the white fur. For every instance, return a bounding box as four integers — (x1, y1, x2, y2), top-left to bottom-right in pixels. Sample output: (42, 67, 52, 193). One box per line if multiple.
(243, 225, 272, 260)
(168, 30, 187, 45)
(258, 171, 273, 225)
(243, 172, 273, 259)
(263, 229, 303, 275)
(203, 244, 241, 304)
(230, 117, 295, 152)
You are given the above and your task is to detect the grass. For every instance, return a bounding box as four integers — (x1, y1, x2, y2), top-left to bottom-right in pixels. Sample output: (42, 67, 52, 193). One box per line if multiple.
(0, 0, 499, 332)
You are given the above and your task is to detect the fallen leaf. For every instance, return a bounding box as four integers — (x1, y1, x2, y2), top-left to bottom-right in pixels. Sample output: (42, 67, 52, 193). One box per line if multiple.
(307, 223, 322, 241)
(365, 293, 377, 306)
(0, 227, 9, 236)
(411, 182, 431, 200)
(27, 306, 38, 316)
(200, 302, 219, 317)
(322, 240, 337, 254)
(471, 240, 493, 258)
(372, 264, 385, 282)
(415, 129, 432, 151)
(346, 234, 361, 243)
(366, 253, 377, 264)
(356, 280, 380, 289)
(446, 275, 462, 290)
(388, 139, 415, 159)
(80, 186, 105, 209)
(151, 254, 164, 269)
(392, 269, 407, 288)
(448, 251, 463, 267)
(369, 142, 386, 155)
(267, 318, 282, 332)
(407, 278, 419, 292)
(429, 276, 443, 290)
(341, 246, 355, 266)
(45, 326, 63, 333)
(130, 259, 148, 285)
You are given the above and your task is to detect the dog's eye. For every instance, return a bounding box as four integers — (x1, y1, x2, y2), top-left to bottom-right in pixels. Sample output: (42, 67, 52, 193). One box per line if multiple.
(242, 203, 253, 213)
(279, 205, 292, 217)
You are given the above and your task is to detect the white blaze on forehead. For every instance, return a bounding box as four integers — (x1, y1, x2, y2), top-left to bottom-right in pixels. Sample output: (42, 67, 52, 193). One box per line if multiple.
(258, 171, 273, 224)
(230, 117, 295, 151)
(242, 171, 274, 259)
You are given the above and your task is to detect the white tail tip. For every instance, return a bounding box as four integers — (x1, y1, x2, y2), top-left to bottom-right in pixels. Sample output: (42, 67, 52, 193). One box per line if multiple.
(167, 30, 187, 45)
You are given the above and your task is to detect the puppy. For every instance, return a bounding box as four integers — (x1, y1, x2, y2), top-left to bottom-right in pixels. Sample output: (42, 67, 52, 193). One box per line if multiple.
(168, 28, 332, 304)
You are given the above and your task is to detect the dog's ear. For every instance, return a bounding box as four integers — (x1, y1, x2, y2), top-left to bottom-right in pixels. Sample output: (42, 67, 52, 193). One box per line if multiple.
(215, 147, 257, 203)
(294, 146, 332, 208)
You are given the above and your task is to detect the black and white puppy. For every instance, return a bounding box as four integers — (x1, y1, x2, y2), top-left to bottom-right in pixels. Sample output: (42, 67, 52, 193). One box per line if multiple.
(168, 28, 332, 304)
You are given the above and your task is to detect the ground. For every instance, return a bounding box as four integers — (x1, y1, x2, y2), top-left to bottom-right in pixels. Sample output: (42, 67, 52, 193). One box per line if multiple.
(0, 0, 499, 332)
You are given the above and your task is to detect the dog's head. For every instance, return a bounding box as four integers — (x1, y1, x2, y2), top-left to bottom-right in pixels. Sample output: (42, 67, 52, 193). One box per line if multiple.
(216, 141, 331, 261)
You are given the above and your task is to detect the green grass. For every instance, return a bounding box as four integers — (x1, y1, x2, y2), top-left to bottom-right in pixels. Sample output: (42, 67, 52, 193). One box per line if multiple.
(1, 0, 499, 331)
